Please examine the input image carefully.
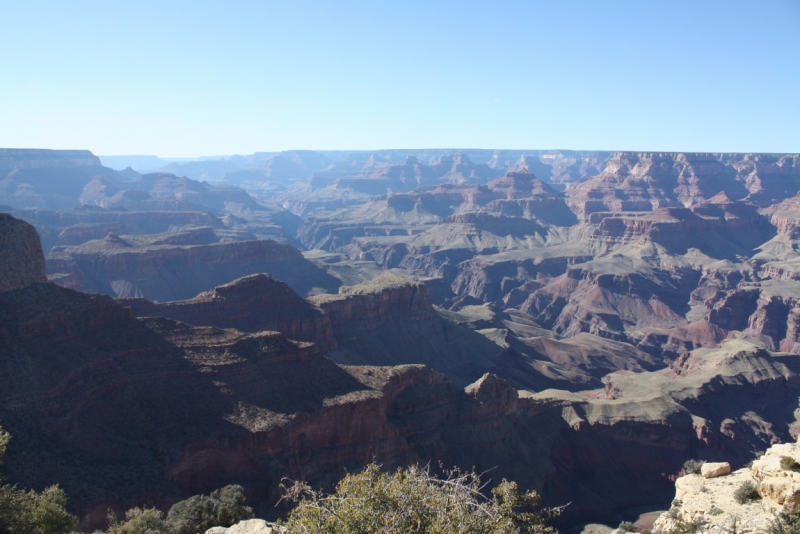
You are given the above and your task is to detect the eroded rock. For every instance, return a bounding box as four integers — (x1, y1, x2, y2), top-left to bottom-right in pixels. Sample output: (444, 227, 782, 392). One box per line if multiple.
(701, 462, 731, 479)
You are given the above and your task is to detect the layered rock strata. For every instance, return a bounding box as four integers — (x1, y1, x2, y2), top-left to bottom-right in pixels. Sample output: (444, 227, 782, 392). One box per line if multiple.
(122, 273, 336, 351)
(45, 230, 340, 300)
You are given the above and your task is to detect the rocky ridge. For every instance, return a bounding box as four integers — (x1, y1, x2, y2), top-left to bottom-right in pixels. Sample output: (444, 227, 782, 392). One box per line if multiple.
(653, 440, 800, 534)
(122, 273, 336, 351)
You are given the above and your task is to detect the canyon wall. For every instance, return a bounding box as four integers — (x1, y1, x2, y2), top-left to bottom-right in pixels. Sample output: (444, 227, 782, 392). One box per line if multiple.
(122, 273, 336, 351)
(45, 232, 340, 300)
(0, 213, 47, 292)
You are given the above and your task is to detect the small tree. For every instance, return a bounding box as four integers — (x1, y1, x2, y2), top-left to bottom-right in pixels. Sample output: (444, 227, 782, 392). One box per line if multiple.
(105, 485, 253, 534)
(770, 509, 800, 534)
(682, 460, 704, 476)
(107, 507, 172, 534)
(733, 481, 759, 504)
(780, 457, 800, 472)
(278, 462, 564, 534)
(167, 485, 253, 534)
(0, 426, 78, 534)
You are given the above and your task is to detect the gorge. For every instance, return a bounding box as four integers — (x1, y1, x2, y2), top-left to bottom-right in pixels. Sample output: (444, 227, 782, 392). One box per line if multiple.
(3, 148, 800, 531)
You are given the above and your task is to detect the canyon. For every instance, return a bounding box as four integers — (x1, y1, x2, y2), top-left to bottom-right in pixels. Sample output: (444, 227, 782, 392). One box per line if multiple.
(3, 148, 800, 531)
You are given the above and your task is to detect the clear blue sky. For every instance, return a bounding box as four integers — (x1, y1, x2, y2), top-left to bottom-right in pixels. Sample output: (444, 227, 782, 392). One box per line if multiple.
(1, 0, 799, 156)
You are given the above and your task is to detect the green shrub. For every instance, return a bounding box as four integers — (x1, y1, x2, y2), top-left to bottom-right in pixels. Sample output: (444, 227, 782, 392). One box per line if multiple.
(167, 485, 253, 534)
(105, 485, 253, 534)
(770, 510, 800, 534)
(618, 520, 637, 532)
(670, 518, 704, 534)
(780, 457, 800, 472)
(733, 480, 760, 504)
(682, 459, 704, 475)
(0, 427, 78, 534)
(279, 462, 564, 534)
(107, 507, 171, 534)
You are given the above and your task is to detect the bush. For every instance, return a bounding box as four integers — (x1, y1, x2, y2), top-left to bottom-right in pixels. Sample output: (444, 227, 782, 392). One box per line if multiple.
(770, 510, 800, 534)
(278, 462, 564, 534)
(780, 457, 800, 472)
(167, 485, 253, 534)
(106, 485, 253, 534)
(671, 518, 704, 534)
(733, 480, 760, 504)
(618, 520, 637, 532)
(0, 427, 78, 534)
(682, 460, 704, 475)
(107, 507, 171, 534)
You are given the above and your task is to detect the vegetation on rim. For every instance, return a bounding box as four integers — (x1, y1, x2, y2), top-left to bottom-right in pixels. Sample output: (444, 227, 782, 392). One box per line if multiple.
(277, 462, 563, 534)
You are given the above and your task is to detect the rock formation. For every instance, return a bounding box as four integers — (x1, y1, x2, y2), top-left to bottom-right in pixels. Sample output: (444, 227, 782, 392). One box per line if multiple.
(0, 149, 122, 209)
(122, 273, 336, 351)
(7, 147, 800, 531)
(45, 229, 340, 300)
(653, 440, 800, 533)
(0, 213, 47, 292)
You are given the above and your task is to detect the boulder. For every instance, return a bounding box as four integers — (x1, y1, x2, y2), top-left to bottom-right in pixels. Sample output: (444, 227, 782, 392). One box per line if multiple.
(701, 462, 731, 479)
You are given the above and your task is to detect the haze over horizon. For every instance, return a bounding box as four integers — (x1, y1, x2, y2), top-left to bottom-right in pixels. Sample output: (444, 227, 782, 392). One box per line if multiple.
(1, 0, 799, 157)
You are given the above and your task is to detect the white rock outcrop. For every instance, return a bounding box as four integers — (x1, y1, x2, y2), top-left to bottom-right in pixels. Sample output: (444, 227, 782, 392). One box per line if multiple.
(205, 519, 279, 534)
(653, 441, 800, 534)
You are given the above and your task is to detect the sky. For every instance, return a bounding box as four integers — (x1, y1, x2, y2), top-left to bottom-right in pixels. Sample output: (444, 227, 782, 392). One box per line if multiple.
(0, 0, 799, 157)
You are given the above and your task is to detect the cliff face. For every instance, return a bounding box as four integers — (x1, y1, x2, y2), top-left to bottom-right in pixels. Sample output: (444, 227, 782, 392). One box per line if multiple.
(309, 273, 434, 332)
(565, 152, 747, 216)
(0, 149, 102, 172)
(0, 149, 122, 209)
(0, 213, 47, 292)
(45, 231, 340, 300)
(588, 195, 775, 256)
(308, 274, 513, 389)
(122, 274, 336, 352)
(9, 206, 224, 252)
(297, 169, 573, 252)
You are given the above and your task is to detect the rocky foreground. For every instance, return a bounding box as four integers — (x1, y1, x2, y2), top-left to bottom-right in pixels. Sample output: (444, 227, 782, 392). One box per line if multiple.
(653, 440, 800, 533)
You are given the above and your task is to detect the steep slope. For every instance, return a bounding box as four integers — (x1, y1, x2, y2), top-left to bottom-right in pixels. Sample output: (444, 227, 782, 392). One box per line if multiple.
(308, 273, 511, 388)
